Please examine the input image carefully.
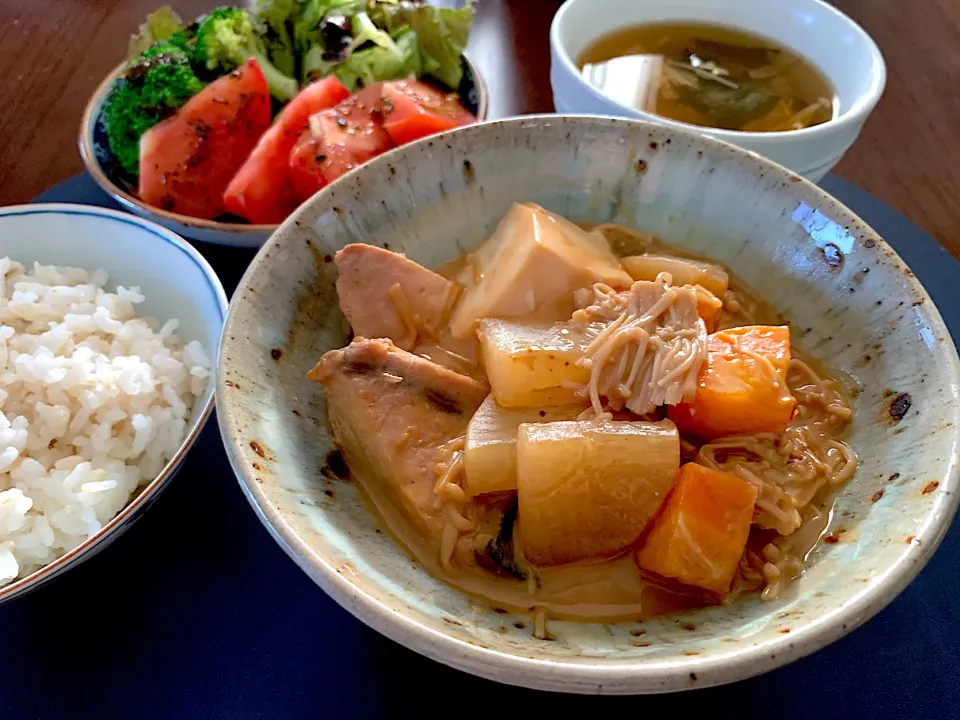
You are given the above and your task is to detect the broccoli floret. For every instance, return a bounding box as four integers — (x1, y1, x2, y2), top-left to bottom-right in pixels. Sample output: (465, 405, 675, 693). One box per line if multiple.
(102, 45, 204, 177)
(193, 7, 299, 102)
(168, 22, 199, 56)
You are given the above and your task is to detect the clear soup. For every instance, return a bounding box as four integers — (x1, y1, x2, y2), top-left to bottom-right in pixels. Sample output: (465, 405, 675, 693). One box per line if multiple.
(578, 22, 837, 132)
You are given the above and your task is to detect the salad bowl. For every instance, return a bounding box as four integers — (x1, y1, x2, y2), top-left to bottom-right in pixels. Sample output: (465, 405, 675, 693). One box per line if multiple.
(79, 2, 488, 248)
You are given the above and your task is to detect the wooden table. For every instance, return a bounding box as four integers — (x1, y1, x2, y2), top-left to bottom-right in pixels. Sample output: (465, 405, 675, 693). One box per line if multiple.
(1, 0, 956, 257)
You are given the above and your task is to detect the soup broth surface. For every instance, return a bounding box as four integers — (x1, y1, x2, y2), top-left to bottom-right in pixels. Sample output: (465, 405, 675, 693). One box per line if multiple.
(578, 22, 837, 132)
(349, 224, 855, 625)
(310, 212, 858, 637)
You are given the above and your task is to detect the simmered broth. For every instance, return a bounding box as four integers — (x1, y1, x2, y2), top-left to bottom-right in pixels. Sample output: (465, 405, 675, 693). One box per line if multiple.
(308, 211, 858, 634)
(578, 22, 836, 132)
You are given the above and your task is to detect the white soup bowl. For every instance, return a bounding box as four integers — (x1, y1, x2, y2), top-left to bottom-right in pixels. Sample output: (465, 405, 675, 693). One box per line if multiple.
(550, 0, 886, 181)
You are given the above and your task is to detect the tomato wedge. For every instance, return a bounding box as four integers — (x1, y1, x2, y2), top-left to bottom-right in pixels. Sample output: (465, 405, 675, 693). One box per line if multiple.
(289, 86, 393, 203)
(139, 59, 271, 220)
(223, 76, 350, 224)
(379, 79, 476, 147)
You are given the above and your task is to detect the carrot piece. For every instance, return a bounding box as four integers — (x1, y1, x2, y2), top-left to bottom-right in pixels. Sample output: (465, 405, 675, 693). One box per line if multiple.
(693, 285, 723, 333)
(635, 462, 758, 596)
(668, 325, 795, 439)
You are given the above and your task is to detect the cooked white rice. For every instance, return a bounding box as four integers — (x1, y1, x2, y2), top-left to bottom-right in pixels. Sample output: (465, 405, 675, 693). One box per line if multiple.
(0, 257, 211, 587)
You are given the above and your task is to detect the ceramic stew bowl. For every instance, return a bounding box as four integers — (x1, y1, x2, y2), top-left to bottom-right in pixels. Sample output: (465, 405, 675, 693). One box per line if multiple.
(79, 56, 489, 248)
(0, 204, 226, 604)
(216, 116, 959, 694)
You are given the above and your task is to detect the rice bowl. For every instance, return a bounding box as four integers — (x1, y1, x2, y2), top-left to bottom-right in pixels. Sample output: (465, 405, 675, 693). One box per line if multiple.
(0, 204, 226, 602)
(0, 257, 211, 585)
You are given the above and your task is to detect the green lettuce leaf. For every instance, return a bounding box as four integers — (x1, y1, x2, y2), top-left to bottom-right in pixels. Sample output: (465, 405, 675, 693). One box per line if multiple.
(127, 6, 184, 61)
(349, 12, 401, 57)
(294, 0, 368, 53)
(255, 0, 299, 77)
(383, 2, 473, 88)
(296, 0, 471, 89)
(334, 27, 422, 91)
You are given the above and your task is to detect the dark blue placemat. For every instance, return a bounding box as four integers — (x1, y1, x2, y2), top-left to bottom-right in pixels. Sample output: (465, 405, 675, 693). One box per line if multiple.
(1, 173, 957, 719)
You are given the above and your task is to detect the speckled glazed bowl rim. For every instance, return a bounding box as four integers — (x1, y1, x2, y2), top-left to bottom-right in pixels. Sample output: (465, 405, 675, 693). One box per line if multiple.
(0, 203, 228, 605)
(78, 56, 490, 237)
(217, 115, 960, 693)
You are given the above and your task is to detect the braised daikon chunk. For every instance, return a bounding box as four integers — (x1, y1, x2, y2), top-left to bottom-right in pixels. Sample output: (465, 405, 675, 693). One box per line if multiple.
(478, 318, 591, 407)
(516, 420, 680, 565)
(464, 395, 586, 497)
(622, 254, 729, 297)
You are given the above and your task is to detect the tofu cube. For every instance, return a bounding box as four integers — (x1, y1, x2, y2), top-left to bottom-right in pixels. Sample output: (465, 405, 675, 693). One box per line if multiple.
(450, 203, 632, 338)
